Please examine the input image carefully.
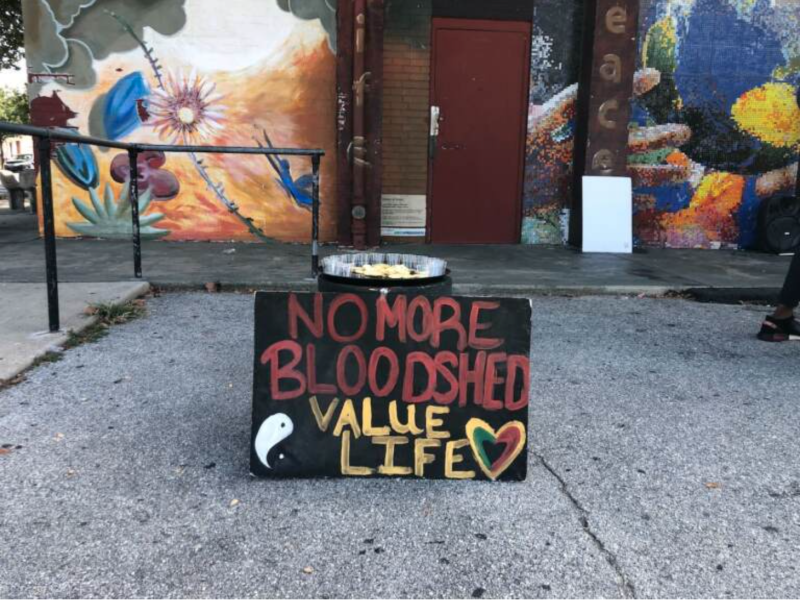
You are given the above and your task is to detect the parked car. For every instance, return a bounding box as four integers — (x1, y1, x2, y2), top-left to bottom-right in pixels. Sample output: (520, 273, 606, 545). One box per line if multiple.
(4, 154, 33, 172)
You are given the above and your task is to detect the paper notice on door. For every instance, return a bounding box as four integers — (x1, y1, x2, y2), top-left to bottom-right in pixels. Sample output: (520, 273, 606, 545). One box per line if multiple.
(381, 194, 427, 236)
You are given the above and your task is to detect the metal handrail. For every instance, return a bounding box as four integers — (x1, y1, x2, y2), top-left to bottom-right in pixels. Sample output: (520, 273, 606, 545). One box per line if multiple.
(0, 122, 326, 156)
(0, 121, 324, 332)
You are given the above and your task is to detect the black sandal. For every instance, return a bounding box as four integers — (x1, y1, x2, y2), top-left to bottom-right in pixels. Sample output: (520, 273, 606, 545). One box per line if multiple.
(757, 316, 800, 342)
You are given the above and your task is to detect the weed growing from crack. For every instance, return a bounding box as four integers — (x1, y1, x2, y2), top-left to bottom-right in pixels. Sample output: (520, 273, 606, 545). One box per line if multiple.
(84, 299, 146, 326)
(69, 299, 147, 348)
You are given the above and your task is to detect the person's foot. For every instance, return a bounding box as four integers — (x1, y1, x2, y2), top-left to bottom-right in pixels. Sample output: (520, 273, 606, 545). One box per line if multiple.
(757, 315, 800, 342)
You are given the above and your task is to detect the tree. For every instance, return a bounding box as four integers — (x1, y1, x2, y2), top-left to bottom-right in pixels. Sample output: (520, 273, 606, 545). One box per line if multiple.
(0, 86, 29, 165)
(0, 0, 23, 71)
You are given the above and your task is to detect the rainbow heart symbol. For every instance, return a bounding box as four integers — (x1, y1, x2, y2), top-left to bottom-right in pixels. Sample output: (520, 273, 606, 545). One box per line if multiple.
(465, 418, 527, 480)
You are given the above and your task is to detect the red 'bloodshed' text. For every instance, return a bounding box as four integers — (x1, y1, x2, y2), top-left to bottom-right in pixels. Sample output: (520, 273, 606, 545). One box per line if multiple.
(259, 294, 529, 410)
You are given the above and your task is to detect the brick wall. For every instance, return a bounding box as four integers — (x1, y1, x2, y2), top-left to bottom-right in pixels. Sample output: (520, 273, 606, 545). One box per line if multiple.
(382, 2, 432, 197)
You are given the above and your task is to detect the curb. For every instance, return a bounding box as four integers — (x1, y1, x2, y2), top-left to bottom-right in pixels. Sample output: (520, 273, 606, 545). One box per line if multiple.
(147, 280, 783, 302)
(682, 287, 781, 305)
(0, 282, 151, 387)
(150, 280, 686, 297)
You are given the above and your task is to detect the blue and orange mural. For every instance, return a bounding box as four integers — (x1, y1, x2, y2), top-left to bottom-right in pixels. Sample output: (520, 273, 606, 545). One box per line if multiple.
(522, 0, 582, 245)
(523, 0, 800, 249)
(23, 0, 337, 242)
(631, 0, 800, 249)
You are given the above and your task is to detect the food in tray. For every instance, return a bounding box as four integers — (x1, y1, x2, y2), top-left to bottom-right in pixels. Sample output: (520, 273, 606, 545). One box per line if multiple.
(350, 263, 429, 279)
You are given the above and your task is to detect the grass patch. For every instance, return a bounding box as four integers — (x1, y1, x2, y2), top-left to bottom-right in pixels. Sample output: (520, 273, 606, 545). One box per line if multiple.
(30, 351, 63, 367)
(64, 322, 108, 348)
(85, 299, 146, 325)
(67, 299, 147, 348)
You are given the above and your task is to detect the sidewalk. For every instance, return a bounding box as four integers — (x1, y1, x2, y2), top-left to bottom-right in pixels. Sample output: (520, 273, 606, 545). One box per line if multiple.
(0, 228, 793, 295)
(0, 281, 150, 384)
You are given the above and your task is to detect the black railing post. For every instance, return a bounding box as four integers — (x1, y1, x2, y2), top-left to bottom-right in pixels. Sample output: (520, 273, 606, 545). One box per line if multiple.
(0, 120, 325, 311)
(37, 136, 59, 332)
(312, 154, 321, 277)
(128, 148, 142, 278)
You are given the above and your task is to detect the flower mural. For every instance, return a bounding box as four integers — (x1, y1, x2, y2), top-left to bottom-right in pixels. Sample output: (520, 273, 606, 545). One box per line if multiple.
(103, 72, 150, 140)
(67, 183, 169, 240)
(23, 0, 337, 242)
(110, 151, 181, 201)
(149, 71, 224, 143)
(52, 142, 171, 239)
(55, 143, 99, 190)
(100, 9, 320, 242)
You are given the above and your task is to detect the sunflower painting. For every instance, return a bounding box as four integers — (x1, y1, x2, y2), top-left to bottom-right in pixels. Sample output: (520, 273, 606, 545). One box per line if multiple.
(22, 0, 337, 242)
(149, 71, 225, 144)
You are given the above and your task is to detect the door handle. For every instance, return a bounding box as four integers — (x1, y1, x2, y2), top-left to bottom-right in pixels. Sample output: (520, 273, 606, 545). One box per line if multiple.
(429, 105, 441, 160)
(430, 105, 441, 137)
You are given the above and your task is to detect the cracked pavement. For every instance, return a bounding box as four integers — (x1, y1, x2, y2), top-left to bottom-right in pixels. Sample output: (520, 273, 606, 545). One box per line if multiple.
(1, 293, 799, 598)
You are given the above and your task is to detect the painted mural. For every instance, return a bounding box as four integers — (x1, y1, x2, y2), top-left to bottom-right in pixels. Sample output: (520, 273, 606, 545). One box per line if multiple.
(522, 0, 582, 245)
(523, 0, 800, 249)
(23, 0, 337, 242)
(631, 0, 800, 249)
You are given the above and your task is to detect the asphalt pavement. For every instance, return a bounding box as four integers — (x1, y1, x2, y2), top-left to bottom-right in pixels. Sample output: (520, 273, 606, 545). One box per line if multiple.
(1, 293, 798, 598)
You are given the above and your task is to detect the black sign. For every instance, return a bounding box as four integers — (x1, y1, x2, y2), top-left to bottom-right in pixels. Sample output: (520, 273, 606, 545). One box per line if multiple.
(251, 292, 532, 481)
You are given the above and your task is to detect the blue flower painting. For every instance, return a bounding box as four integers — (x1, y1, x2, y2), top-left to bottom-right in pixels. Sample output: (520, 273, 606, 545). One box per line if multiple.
(103, 72, 150, 140)
(54, 143, 99, 190)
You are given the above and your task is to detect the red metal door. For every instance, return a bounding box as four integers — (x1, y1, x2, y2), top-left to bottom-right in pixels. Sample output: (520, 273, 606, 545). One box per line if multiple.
(429, 18, 531, 244)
